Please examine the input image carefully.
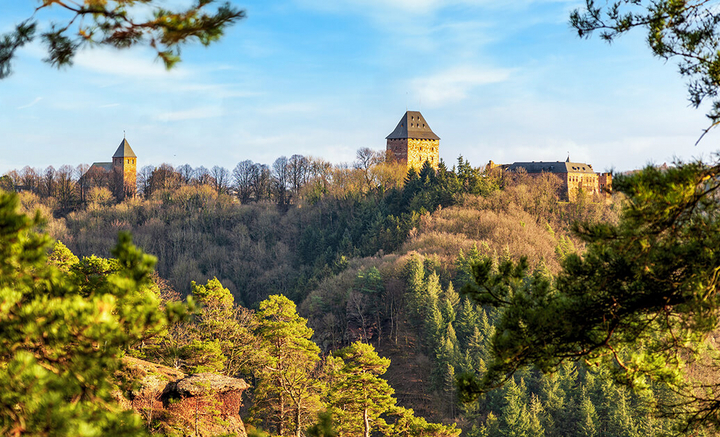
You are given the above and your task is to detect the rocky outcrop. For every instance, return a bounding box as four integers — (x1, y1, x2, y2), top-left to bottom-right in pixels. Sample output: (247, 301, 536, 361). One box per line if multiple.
(116, 357, 250, 436)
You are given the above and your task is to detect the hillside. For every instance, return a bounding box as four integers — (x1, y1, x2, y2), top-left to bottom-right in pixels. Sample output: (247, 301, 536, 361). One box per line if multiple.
(10, 158, 674, 434)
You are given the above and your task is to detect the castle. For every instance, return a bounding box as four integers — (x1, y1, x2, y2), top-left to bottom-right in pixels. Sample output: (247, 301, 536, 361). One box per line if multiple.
(86, 137, 137, 199)
(386, 111, 440, 170)
(384, 110, 610, 200)
(499, 158, 612, 201)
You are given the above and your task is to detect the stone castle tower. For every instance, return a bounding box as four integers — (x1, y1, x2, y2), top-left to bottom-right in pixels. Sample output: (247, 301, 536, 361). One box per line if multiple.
(386, 111, 440, 169)
(112, 137, 137, 199)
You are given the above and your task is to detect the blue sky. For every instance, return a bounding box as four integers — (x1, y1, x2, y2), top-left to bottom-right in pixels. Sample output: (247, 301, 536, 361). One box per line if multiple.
(0, 0, 717, 174)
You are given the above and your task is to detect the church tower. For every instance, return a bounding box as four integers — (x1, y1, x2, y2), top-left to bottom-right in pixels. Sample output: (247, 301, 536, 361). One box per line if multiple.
(386, 111, 440, 169)
(112, 137, 137, 199)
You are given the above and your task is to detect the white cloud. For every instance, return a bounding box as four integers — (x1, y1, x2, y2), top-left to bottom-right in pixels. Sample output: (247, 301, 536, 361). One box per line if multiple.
(73, 48, 190, 80)
(155, 106, 224, 122)
(410, 66, 512, 106)
(17, 97, 42, 109)
(256, 102, 320, 115)
(296, 0, 576, 16)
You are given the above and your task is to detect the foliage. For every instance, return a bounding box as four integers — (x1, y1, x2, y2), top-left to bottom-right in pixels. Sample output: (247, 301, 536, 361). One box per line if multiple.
(0, 0, 245, 77)
(0, 189, 187, 436)
(571, 0, 720, 137)
(327, 341, 396, 437)
(251, 295, 324, 437)
(459, 160, 720, 432)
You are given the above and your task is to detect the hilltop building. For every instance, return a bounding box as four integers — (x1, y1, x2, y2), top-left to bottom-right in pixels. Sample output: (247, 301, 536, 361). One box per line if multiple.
(85, 137, 137, 200)
(386, 111, 440, 170)
(503, 158, 611, 201)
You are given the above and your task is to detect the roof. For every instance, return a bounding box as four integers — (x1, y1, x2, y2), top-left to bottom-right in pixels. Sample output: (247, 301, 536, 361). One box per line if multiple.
(90, 162, 113, 172)
(112, 138, 136, 158)
(386, 111, 440, 140)
(506, 161, 596, 174)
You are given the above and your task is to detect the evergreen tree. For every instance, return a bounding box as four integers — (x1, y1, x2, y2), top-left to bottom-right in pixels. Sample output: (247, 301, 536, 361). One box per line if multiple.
(499, 378, 530, 437)
(0, 190, 188, 435)
(387, 406, 460, 437)
(252, 295, 323, 437)
(528, 394, 546, 437)
(578, 387, 598, 437)
(0, 1, 245, 77)
(455, 298, 479, 346)
(328, 342, 396, 437)
(180, 277, 260, 375)
(460, 161, 720, 430)
(403, 255, 426, 327)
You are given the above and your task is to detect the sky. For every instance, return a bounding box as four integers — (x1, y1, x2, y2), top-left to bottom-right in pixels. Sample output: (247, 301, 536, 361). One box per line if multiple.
(1, 0, 718, 174)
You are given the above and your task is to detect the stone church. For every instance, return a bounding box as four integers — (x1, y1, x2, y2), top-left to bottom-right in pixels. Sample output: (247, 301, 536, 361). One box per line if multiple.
(85, 137, 137, 199)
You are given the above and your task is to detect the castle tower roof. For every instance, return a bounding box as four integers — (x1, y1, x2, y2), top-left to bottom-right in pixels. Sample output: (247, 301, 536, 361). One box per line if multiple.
(113, 138, 137, 158)
(506, 161, 596, 174)
(386, 111, 439, 141)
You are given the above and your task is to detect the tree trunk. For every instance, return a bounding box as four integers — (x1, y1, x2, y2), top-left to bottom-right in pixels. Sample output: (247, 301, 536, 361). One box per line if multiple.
(295, 407, 301, 437)
(279, 393, 285, 436)
(363, 407, 370, 437)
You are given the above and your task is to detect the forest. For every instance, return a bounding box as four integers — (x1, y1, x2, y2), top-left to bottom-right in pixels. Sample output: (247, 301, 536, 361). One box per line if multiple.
(5, 149, 712, 437)
(7, 0, 720, 435)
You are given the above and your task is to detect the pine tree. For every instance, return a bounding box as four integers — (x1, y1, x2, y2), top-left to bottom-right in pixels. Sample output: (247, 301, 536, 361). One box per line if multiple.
(528, 394, 546, 437)
(252, 295, 323, 437)
(578, 387, 598, 437)
(387, 406, 460, 437)
(499, 378, 530, 437)
(403, 254, 426, 327)
(152, 277, 261, 376)
(455, 298, 479, 345)
(0, 190, 188, 435)
(328, 342, 396, 437)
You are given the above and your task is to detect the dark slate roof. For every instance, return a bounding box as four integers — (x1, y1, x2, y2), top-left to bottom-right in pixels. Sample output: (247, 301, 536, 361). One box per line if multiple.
(506, 161, 596, 174)
(90, 162, 113, 171)
(386, 111, 440, 140)
(112, 138, 137, 158)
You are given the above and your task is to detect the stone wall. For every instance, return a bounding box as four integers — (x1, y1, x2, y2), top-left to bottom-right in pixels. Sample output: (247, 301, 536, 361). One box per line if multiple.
(386, 138, 439, 170)
(113, 157, 137, 199)
(407, 138, 440, 170)
(566, 172, 600, 200)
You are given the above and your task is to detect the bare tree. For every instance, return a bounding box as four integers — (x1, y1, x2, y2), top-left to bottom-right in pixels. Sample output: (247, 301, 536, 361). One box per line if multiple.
(177, 164, 194, 185)
(4, 169, 21, 191)
(42, 166, 56, 198)
(194, 166, 213, 186)
(252, 163, 271, 202)
(233, 160, 255, 203)
(137, 165, 155, 198)
(354, 147, 384, 190)
(148, 164, 181, 195)
(272, 156, 290, 204)
(20, 166, 39, 192)
(308, 157, 333, 190)
(210, 166, 230, 194)
(288, 154, 309, 198)
(75, 164, 89, 203)
(55, 165, 77, 210)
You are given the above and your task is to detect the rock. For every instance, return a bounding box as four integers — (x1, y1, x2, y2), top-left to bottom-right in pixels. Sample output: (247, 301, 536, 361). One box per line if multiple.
(174, 373, 250, 397)
(115, 357, 250, 436)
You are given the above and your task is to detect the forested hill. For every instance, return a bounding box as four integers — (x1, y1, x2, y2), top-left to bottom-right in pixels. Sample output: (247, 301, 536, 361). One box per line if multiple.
(8, 155, 690, 436)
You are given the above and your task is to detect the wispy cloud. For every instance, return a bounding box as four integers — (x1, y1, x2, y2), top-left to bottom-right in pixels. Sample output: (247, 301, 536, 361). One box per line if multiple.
(155, 106, 224, 122)
(99, 103, 121, 108)
(296, 0, 575, 17)
(74, 48, 190, 80)
(257, 102, 320, 115)
(410, 66, 512, 106)
(17, 97, 42, 109)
